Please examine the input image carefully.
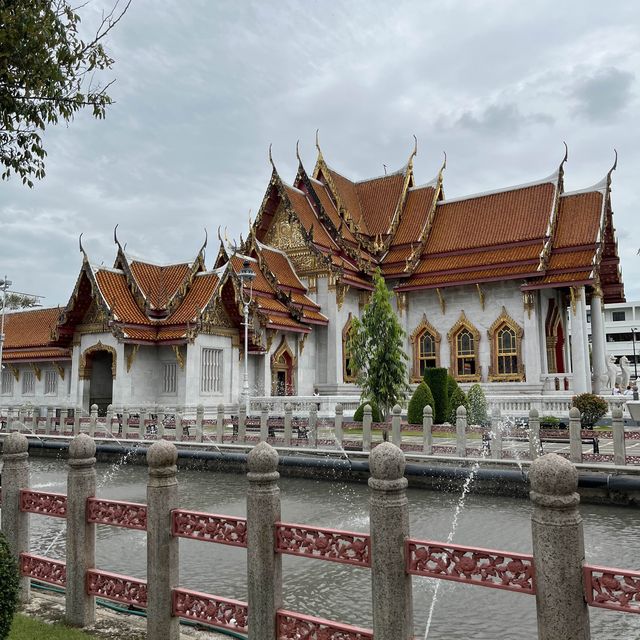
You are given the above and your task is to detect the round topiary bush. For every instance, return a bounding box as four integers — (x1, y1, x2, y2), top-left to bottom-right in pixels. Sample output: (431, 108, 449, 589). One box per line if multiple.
(353, 401, 382, 423)
(0, 531, 18, 640)
(448, 386, 469, 424)
(572, 393, 608, 429)
(407, 382, 435, 425)
(467, 383, 489, 426)
(423, 368, 449, 424)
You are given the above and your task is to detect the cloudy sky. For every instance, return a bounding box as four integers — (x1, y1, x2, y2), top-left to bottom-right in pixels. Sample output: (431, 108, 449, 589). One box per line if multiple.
(2, 0, 639, 306)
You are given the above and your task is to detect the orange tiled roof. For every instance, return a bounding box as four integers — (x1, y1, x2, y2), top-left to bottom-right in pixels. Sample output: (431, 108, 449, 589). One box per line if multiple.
(356, 172, 406, 236)
(546, 250, 595, 271)
(554, 192, 603, 248)
(310, 179, 358, 243)
(397, 265, 539, 290)
(162, 272, 219, 325)
(425, 182, 556, 254)
(260, 246, 306, 290)
(94, 269, 150, 324)
(390, 185, 436, 246)
(265, 314, 310, 332)
(529, 270, 593, 286)
(2, 308, 61, 349)
(3, 347, 70, 362)
(129, 261, 191, 309)
(326, 167, 366, 232)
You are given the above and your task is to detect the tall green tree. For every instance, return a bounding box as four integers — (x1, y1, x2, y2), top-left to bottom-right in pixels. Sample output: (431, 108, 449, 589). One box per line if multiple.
(349, 269, 409, 419)
(0, 0, 131, 186)
(0, 292, 39, 310)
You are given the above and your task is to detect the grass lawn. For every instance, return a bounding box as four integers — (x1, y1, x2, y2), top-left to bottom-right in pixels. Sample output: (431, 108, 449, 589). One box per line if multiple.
(9, 614, 94, 639)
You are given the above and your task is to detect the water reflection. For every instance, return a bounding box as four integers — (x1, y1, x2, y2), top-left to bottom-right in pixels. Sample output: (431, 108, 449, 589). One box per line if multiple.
(18, 458, 640, 639)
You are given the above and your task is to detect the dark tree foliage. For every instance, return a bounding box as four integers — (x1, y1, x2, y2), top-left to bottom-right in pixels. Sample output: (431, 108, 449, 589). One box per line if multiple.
(0, 0, 131, 186)
(572, 393, 608, 429)
(407, 381, 435, 425)
(349, 269, 409, 419)
(448, 385, 469, 425)
(423, 367, 449, 424)
(0, 532, 18, 639)
(353, 400, 382, 423)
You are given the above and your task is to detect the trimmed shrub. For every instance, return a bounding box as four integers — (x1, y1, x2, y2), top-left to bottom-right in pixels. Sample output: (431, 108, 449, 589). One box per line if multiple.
(0, 531, 18, 640)
(572, 393, 608, 429)
(407, 382, 435, 425)
(353, 401, 382, 423)
(467, 383, 489, 426)
(446, 374, 458, 399)
(448, 386, 469, 424)
(423, 368, 449, 424)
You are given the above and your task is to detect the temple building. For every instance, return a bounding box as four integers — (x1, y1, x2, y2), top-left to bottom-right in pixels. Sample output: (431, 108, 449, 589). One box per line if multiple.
(0, 140, 625, 412)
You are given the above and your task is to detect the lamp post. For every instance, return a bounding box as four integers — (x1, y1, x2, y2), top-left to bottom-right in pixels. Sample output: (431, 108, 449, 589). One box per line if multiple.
(237, 260, 255, 414)
(0, 277, 13, 384)
(632, 328, 638, 381)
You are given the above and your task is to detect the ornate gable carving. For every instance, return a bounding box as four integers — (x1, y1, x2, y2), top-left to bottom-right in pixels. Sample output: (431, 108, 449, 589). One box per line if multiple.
(263, 204, 307, 252)
(76, 300, 110, 335)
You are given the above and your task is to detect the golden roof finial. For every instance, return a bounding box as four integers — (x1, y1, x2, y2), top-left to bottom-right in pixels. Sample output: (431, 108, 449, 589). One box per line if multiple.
(78, 233, 87, 261)
(562, 140, 569, 165)
(315, 129, 321, 153)
(113, 223, 121, 247)
(296, 139, 302, 164)
(609, 148, 618, 175)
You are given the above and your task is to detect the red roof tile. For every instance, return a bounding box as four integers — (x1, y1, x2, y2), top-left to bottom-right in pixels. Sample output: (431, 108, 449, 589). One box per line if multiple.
(3, 347, 70, 362)
(425, 182, 556, 253)
(130, 261, 191, 309)
(163, 273, 219, 324)
(554, 192, 603, 248)
(94, 269, 150, 325)
(390, 185, 436, 246)
(356, 173, 406, 236)
(3, 308, 61, 349)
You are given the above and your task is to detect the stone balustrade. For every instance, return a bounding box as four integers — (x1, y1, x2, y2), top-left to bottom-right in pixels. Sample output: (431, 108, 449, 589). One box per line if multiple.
(2, 432, 640, 639)
(0, 400, 635, 466)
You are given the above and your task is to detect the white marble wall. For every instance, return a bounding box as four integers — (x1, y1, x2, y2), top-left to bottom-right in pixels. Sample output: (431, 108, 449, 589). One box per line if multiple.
(0, 362, 71, 408)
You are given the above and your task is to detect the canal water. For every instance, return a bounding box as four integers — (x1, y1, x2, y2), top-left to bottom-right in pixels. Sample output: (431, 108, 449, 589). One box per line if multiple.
(21, 458, 640, 639)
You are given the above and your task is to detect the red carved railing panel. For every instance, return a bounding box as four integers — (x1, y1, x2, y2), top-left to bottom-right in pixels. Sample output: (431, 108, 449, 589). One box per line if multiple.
(86, 569, 147, 607)
(276, 522, 370, 568)
(173, 588, 248, 632)
(584, 564, 640, 613)
(20, 490, 67, 518)
(87, 498, 147, 530)
(277, 610, 373, 639)
(406, 539, 535, 594)
(20, 553, 66, 586)
(172, 509, 247, 547)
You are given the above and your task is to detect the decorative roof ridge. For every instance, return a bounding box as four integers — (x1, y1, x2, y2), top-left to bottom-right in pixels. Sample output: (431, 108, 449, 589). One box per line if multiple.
(195, 264, 227, 278)
(408, 177, 438, 191)
(561, 176, 608, 197)
(92, 265, 124, 274)
(438, 169, 559, 205)
(127, 255, 192, 269)
(383, 136, 418, 243)
(281, 181, 305, 195)
(3, 306, 60, 317)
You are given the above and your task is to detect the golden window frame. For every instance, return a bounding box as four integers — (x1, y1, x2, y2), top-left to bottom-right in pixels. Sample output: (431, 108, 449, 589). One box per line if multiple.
(410, 313, 441, 382)
(487, 307, 525, 382)
(79, 341, 117, 380)
(447, 311, 481, 382)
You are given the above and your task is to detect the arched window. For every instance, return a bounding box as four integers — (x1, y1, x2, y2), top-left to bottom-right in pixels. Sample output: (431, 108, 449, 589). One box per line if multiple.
(342, 314, 357, 383)
(488, 307, 525, 382)
(410, 314, 441, 381)
(447, 311, 481, 382)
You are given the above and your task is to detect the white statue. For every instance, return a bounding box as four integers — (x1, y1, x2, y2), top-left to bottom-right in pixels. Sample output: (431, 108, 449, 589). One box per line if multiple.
(606, 355, 618, 389)
(620, 356, 631, 389)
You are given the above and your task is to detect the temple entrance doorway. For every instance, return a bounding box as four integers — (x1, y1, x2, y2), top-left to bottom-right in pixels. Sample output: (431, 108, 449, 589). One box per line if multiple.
(80, 342, 116, 415)
(545, 300, 565, 374)
(271, 337, 296, 396)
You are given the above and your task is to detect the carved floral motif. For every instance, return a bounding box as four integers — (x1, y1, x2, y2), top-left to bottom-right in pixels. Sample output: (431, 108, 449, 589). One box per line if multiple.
(277, 610, 373, 639)
(173, 588, 248, 632)
(87, 498, 147, 530)
(86, 569, 148, 607)
(406, 540, 535, 594)
(172, 510, 247, 547)
(20, 553, 66, 586)
(584, 565, 640, 613)
(276, 523, 370, 567)
(20, 490, 67, 518)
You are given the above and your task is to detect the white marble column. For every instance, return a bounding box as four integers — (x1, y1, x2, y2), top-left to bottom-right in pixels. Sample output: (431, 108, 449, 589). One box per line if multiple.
(569, 286, 591, 393)
(589, 288, 607, 394)
(523, 292, 542, 383)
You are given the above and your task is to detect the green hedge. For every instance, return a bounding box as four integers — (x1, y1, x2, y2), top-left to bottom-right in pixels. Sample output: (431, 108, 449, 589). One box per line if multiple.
(353, 401, 383, 423)
(407, 382, 435, 425)
(572, 393, 608, 429)
(448, 386, 469, 424)
(423, 368, 449, 424)
(446, 374, 458, 399)
(0, 531, 18, 640)
(467, 383, 489, 426)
